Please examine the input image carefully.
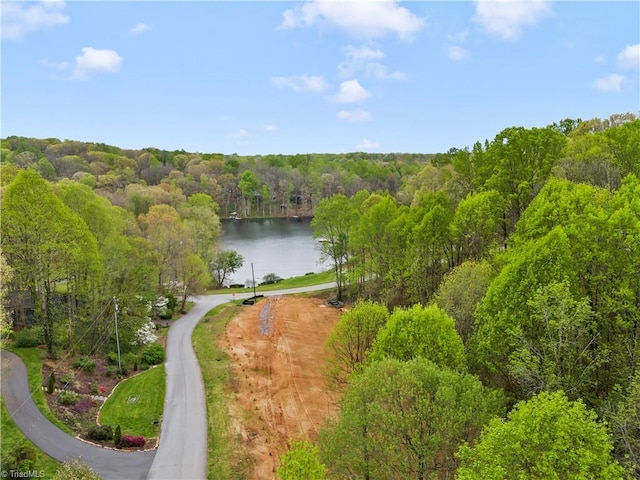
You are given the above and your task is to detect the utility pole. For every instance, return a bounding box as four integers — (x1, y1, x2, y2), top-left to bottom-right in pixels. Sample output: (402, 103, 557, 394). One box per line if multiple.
(113, 296, 122, 373)
(251, 263, 257, 299)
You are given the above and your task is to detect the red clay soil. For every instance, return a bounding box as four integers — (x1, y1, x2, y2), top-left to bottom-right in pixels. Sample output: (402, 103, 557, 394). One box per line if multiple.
(218, 296, 343, 480)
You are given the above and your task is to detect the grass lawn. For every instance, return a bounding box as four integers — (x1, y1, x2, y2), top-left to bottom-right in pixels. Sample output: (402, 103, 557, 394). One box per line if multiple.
(193, 303, 251, 480)
(4, 346, 72, 434)
(99, 365, 165, 438)
(1, 398, 60, 477)
(208, 269, 335, 294)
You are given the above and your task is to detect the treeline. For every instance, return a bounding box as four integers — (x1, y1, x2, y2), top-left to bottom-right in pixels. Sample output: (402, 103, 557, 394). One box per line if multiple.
(305, 112, 640, 479)
(0, 137, 429, 218)
(0, 168, 218, 358)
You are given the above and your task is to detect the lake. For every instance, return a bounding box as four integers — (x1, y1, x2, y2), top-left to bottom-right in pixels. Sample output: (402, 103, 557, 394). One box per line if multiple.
(218, 217, 326, 286)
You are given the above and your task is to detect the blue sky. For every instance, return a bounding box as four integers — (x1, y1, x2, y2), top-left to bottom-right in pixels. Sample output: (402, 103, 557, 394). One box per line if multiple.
(2, 1, 639, 155)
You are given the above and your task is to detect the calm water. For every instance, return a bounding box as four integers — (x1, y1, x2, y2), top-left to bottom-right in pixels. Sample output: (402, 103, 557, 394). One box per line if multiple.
(219, 217, 326, 286)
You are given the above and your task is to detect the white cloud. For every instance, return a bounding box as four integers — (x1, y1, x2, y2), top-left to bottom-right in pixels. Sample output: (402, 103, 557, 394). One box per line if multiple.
(279, 0, 425, 40)
(338, 44, 384, 76)
(271, 75, 329, 92)
(594, 55, 605, 65)
(1, 0, 69, 40)
(334, 79, 371, 103)
(263, 124, 276, 132)
(365, 63, 407, 80)
(230, 129, 249, 139)
(593, 74, 626, 93)
(617, 44, 640, 70)
(473, 0, 551, 40)
(337, 109, 372, 122)
(338, 45, 406, 80)
(447, 30, 469, 43)
(40, 59, 69, 70)
(71, 48, 123, 81)
(357, 139, 380, 150)
(130, 22, 150, 34)
(448, 45, 470, 61)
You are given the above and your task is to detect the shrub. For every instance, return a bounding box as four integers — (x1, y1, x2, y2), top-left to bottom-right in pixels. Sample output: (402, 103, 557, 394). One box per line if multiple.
(106, 351, 119, 365)
(14, 326, 43, 348)
(72, 357, 96, 373)
(87, 424, 113, 441)
(58, 390, 80, 406)
(105, 365, 119, 377)
(141, 343, 165, 366)
(52, 458, 101, 480)
(47, 371, 56, 394)
(114, 425, 122, 446)
(3, 442, 37, 472)
(261, 273, 283, 285)
(118, 435, 145, 448)
(74, 397, 94, 414)
(60, 372, 74, 386)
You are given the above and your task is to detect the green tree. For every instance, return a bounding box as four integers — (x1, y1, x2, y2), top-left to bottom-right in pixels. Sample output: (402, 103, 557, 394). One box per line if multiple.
(433, 261, 494, 345)
(312, 194, 353, 300)
(450, 190, 505, 260)
(370, 304, 466, 371)
(319, 358, 504, 480)
(406, 191, 454, 302)
(605, 370, 640, 478)
(210, 250, 244, 288)
(1, 171, 102, 356)
(325, 300, 389, 387)
(278, 440, 326, 480)
(238, 170, 260, 217)
(456, 390, 625, 480)
(509, 281, 604, 401)
(138, 204, 190, 291)
(470, 227, 578, 395)
(176, 253, 210, 312)
(483, 126, 566, 236)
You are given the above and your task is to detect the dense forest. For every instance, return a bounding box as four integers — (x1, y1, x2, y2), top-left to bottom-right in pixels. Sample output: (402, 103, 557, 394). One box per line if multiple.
(2, 111, 640, 479)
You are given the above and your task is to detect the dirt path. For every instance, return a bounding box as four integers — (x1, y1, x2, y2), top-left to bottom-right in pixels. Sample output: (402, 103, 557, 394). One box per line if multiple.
(219, 296, 342, 479)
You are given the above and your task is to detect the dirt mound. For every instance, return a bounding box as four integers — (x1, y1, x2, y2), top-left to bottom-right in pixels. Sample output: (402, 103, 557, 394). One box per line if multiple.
(219, 296, 342, 479)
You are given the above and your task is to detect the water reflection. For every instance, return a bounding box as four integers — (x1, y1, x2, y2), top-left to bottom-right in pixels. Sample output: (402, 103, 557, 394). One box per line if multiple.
(219, 217, 326, 286)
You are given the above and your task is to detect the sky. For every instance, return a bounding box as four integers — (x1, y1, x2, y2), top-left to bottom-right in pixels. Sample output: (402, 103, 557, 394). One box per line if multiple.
(2, 1, 639, 156)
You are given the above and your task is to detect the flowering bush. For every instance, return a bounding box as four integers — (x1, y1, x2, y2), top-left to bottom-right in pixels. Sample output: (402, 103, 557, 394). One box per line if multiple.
(98, 385, 107, 394)
(74, 397, 94, 414)
(119, 435, 145, 448)
(132, 321, 158, 346)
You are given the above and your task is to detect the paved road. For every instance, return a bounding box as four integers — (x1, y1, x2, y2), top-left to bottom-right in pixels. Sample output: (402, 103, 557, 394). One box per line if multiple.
(1, 350, 156, 480)
(1, 282, 335, 480)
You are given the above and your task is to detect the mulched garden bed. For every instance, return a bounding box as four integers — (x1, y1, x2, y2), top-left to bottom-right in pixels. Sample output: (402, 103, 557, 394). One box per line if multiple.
(40, 351, 157, 451)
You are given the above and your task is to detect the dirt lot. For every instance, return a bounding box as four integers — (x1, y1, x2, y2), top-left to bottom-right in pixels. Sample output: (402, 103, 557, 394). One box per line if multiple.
(219, 296, 343, 479)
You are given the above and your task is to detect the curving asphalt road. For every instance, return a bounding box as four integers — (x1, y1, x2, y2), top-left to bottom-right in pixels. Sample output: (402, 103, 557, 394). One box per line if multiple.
(2, 282, 335, 480)
(1, 350, 156, 480)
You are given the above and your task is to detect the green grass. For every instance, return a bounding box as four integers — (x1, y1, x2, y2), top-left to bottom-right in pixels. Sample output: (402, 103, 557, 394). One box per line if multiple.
(193, 303, 250, 480)
(1, 398, 60, 477)
(4, 346, 73, 434)
(208, 269, 335, 294)
(99, 365, 165, 438)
